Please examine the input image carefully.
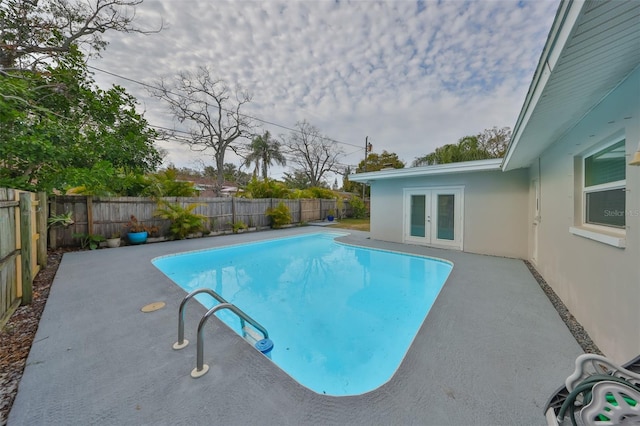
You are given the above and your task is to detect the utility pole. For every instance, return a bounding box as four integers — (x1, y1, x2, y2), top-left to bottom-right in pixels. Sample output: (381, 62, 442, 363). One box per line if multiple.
(362, 136, 372, 199)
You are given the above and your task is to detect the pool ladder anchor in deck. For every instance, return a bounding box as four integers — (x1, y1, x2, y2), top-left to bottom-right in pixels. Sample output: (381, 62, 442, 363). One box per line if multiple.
(173, 288, 273, 378)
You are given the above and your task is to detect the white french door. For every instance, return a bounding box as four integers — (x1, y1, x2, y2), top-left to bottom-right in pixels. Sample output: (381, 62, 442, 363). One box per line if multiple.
(404, 187, 463, 250)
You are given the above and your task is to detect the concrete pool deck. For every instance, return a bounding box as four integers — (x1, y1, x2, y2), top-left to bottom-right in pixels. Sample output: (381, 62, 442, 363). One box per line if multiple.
(8, 228, 583, 425)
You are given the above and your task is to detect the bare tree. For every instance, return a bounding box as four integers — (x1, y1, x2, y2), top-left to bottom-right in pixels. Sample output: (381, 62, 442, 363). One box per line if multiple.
(0, 0, 161, 71)
(149, 66, 254, 194)
(285, 120, 343, 187)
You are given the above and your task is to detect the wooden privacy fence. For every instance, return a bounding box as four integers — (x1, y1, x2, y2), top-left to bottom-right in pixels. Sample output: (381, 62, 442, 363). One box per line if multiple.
(0, 188, 48, 327)
(50, 196, 345, 247)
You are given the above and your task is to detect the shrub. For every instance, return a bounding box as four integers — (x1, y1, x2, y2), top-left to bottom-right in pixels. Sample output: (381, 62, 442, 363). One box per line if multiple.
(230, 220, 248, 233)
(154, 201, 206, 239)
(350, 196, 367, 219)
(143, 169, 199, 197)
(265, 202, 291, 229)
(61, 164, 199, 197)
(244, 177, 290, 199)
(72, 233, 105, 250)
(123, 215, 158, 235)
(289, 186, 335, 199)
(47, 211, 74, 228)
(306, 186, 335, 199)
(336, 197, 345, 219)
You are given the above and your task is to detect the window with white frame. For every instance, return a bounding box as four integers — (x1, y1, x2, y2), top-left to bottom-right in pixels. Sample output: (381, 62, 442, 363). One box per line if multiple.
(583, 139, 626, 228)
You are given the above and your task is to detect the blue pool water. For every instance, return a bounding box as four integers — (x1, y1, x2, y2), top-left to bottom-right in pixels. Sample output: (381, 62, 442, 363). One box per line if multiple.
(152, 232, 452, 396)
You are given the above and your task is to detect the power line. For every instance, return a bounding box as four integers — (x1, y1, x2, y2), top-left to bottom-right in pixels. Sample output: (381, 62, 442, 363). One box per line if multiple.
(148, 120, 361, 173)
(150, 122, 363, 169)
(158, 134, 357, 172)
(86, 63, 365, 173)
(87, 65, 363, 150)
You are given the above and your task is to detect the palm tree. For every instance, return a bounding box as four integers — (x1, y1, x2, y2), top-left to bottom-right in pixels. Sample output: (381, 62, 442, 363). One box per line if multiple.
(413, 136, 492, 166)
(244, 131, 287, 179)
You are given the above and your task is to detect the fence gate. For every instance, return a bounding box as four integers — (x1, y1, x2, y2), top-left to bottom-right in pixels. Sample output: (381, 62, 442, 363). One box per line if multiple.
(0, 189, 47, 327)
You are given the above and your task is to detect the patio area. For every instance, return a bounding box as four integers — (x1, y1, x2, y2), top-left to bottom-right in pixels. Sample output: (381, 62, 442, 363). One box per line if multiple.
(8, 228, 583, 425)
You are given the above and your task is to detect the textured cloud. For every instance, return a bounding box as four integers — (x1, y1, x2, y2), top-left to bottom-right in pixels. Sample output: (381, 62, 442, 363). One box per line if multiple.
(90, 0, 559, 178)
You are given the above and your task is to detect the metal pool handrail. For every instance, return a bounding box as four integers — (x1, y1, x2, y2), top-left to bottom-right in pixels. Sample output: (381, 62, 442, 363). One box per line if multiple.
(191, 302, 269, 378)
(173, 288, 229, 350)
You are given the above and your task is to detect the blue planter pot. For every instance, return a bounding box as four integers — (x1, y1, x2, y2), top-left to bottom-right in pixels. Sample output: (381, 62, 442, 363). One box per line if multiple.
(327, 215, 334, 222)
(127, 231, 148, 245)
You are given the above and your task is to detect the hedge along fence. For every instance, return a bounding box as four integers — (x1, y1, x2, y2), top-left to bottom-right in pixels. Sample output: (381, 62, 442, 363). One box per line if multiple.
(49, 195, 347, 248)
(0, 188, 48, 327)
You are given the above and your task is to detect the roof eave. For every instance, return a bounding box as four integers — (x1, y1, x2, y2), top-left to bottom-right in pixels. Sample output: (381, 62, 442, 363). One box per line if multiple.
(502, 0, 586, 172)
(348, 158, 503, 183)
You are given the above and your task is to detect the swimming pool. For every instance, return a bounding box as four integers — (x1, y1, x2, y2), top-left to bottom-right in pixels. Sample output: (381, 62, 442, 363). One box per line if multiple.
(153, 232, 453, 396)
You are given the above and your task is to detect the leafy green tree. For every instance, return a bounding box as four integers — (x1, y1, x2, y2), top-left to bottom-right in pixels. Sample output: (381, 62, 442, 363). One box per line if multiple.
(289, 187, 335, 199)
(60, 164, 197, 197)
(243, 177, 290, 199)
(342, 166, 356, 193)
(0, 52, 161, 191)
(0, 0, 160, 70)
(477, 126, 511, 158)
(413, 135, 492, 166)
(283, 170, 313, 189)
(345, 151, 404, 196)
(203, 163, 251, 186)
(412, 127, 511, 167)
(143, 169, 199, 197)
(244, 131, 286, 179)
(349, 196, 368, 219)
(0, 0, 162, 193)
(165, 165, 204, 178)
(60, 161, 125, 196)
(358, 150, 405, 172)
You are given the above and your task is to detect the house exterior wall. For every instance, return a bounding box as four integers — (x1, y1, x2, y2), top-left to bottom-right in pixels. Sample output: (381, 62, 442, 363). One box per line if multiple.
(530, 68, 640, 363)
(369, 168, 529, 258)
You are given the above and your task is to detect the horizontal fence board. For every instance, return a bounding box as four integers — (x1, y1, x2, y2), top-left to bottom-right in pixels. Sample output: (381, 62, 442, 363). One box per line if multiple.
(0, 189, 17, 260)
(0, 201, 19, 208)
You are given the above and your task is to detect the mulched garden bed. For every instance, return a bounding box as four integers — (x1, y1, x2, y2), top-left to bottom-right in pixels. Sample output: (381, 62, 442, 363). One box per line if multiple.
(0, 249, 71, 426)
(524, 260, 602, 355)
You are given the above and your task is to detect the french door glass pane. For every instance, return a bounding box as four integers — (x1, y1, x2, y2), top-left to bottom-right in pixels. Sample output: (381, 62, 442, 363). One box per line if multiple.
(437, 194, 455, 240)
(410, 195, 426, 237)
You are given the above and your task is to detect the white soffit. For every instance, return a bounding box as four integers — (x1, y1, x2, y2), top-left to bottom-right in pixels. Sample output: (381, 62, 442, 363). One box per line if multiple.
(503, 0, 640, 171)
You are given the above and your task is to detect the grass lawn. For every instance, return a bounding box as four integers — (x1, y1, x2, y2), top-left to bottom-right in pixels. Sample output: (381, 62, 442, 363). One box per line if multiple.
(330, 217, 370, 232)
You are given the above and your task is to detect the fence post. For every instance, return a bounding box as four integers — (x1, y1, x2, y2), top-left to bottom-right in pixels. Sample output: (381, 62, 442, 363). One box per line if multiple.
(19, 193, 33, 305)
(86, 195, 94, 235)
(36, 192, 48, 268)
(49, 197, 57, 249)
(231, 196, 236, 226)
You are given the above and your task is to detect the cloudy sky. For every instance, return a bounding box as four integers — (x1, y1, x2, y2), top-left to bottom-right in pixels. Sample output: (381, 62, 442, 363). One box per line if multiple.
(88, 0, 560, 181)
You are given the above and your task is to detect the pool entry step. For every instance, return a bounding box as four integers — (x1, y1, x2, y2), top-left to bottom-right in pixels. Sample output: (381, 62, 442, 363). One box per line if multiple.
(173, 288, 271, 378)
(242, 325, 262, 345)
